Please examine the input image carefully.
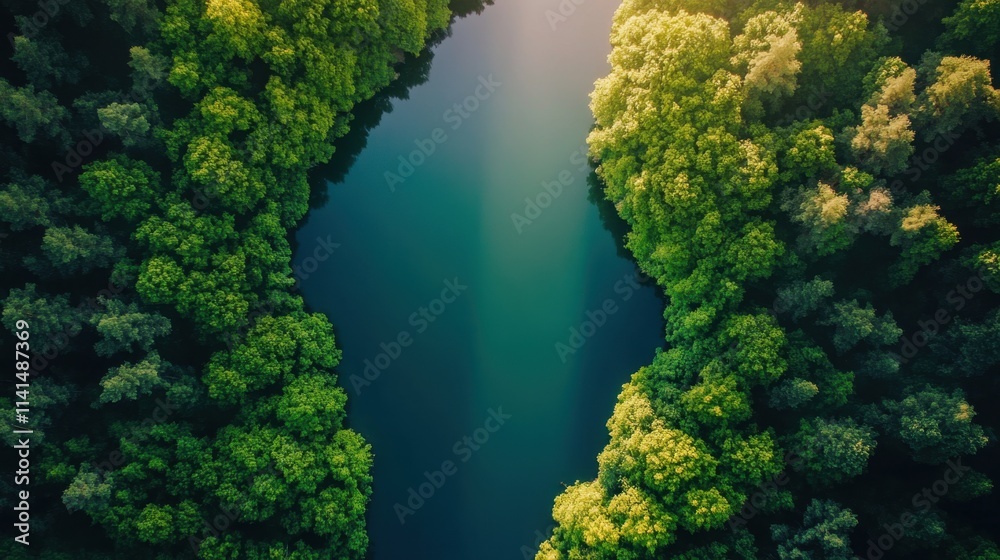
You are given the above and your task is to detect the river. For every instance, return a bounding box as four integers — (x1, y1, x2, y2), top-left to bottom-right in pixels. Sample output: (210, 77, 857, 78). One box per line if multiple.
(294, 1, 665, 557)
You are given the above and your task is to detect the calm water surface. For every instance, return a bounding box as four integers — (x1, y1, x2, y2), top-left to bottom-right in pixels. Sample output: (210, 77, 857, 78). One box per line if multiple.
(295, 2, 665, 557)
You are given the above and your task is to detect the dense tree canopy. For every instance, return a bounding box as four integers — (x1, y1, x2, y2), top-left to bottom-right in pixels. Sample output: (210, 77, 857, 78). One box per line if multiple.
(540, 0, 999, 558)
(0, 0, 478, 557)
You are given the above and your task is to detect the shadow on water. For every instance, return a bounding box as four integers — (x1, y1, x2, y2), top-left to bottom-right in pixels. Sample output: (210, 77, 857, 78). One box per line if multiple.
(586, 168, 634, 262)
(307, 48, 437, 210)
(585, 159, 667, 314)
(307, 0, 497, 210)
(298, 0, 499, 334)
(298, 0, 497, 267)
(450, 0, 495, 18)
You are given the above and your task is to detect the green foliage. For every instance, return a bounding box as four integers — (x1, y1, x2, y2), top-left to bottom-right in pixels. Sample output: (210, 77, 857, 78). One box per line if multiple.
(889, 203, 960, 285)
(778, 124, 838, 183)
(543, 0, 998, 557)
(89, 299, 171, 357)
(98, 103, 153, 147)
(941, 0, 1000, 56)
(782, 181, 854, 255)
(2, 284, 86, 342)
(876, 386, 988, 463)
(104, 0, 161, 34)
(0, 174, 72, 231)
(681, 376, 752, 427)
(204, 312, 340, 404)
(768, 378, 819, 409)
(918, 310, 1000, 377)
(774, 276, 834, 321)
(948, 470, 994, 502)
(0, 78, 69, 143)
(848, 103, 915, 175)
(27, 225, 124, 277)
(945, 151, 1000, 227)
(62, 468, 113, 514)
(771, 499, 859, 560)
(784, 334, 854, 407)
(731, 7, 803, 117)
(966, 243, 1000, 292)
(721, 313, 787, 386)
(11, 33, 86, 89)
(819, 299, 901, 353)
(916, 54, 1000, 140)
(98, 352, 165, 404)
(79, 156, 162, 223)
(788, 417, 876, 486)
(0, 0, 453, 555)
(794, 3, 886, 108)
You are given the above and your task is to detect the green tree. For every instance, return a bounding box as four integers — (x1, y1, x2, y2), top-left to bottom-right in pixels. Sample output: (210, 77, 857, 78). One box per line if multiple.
(79, 156, 162, 223)
(769, 378, 819, 409)
(0, 78, 69, 143)
(203, 312, 340, 404)
(788, 417, 877, 486)
(819, 299, 901, 353)
(98, 103, 152, 147)
(917, 54, 1000, 140)
(11, 33, 86, 89)
(731, 8, 803, 115)
(942, 0, 1000, 56)
(782, 181, 854, 255)
(0, 174, 71, 231)
(89, 298, 171, 357)
(945, 152, 1000, 227)
(775, 276, 834, 321)
(26, 225, 124, 277)
(877, 386, 988, 463)
(2, 284, 86, 342)
(848, 103, 915, 175)
(771, 499, 859, 560)
(103, 0, 161, 35)
(98, 352, 166, 405)
(889, 203, 960, 285)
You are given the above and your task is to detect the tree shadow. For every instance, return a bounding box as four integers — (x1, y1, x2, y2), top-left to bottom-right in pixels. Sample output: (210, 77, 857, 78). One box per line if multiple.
(585, 162, 634, 261)
(307, 0, 497, 210)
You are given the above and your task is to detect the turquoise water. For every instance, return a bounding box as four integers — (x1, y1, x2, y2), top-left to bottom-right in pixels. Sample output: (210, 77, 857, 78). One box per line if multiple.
(295, 2, 665, 557)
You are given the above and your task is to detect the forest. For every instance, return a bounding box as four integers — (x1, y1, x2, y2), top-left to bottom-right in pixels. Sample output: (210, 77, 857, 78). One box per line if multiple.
(0, 0, 489, 557)
(2, 0, 998, 558)
(538, 0, 1000, 558)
